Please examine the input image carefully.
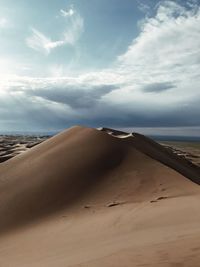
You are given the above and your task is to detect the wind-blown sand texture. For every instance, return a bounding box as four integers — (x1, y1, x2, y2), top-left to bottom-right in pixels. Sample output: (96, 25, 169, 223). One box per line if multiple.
(0, 126, 200, 266)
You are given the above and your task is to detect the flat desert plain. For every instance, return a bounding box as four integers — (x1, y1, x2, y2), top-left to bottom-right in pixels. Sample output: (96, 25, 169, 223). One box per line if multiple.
(160, 141, 200, 167)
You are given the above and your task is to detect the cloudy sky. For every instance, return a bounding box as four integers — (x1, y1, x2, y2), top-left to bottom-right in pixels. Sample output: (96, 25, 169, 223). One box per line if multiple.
(0, 0, 200, 135)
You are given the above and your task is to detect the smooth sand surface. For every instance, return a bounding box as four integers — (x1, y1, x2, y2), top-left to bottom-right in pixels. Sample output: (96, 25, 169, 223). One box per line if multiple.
(0, 126, 200, 266)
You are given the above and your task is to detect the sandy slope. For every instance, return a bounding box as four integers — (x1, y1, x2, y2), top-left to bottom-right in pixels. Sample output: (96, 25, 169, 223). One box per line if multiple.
(0, 126, 200, 266)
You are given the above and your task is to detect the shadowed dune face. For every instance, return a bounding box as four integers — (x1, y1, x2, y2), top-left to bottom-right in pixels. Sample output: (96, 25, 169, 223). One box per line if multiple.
(0, 126, 199, 234)
(0, 127, 127, 232)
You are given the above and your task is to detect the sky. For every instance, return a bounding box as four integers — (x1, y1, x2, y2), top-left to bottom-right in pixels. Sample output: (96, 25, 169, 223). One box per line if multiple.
(0, 0, 200, 135)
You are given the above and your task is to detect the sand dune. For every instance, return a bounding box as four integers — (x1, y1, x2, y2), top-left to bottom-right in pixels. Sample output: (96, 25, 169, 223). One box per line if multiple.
(0, 126, 200, 266)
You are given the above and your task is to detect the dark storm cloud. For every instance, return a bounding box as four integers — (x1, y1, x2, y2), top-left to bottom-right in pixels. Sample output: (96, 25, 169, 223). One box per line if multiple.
(76, 100, 200, 129)
(142, 82, 176, 93)
(1, 89, 200, 132)
(20, 84, 118, 108)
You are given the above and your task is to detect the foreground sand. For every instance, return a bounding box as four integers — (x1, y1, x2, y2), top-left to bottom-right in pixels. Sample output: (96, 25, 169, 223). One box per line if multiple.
(0, 126, 199, 266)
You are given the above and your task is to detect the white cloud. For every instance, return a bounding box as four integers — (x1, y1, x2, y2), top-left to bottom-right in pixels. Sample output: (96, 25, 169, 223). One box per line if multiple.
(26, 28, 65, 55)
(26, 6, 84, 54)
(60, 6, 75, 17)
(0, 17, 10, 29)
(137, 2, 150, 14)
(63, 11, 84, 45)
(117, 1, 200, 102)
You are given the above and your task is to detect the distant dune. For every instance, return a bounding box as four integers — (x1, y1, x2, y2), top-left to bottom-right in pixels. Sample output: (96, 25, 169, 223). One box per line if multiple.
(0, 126, 200, 267)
